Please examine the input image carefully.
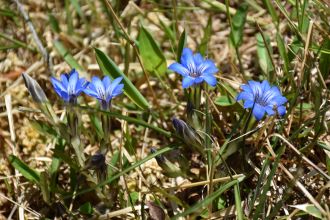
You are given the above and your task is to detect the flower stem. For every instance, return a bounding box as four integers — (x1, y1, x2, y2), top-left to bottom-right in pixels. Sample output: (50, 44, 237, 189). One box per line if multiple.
(67, 105, 85, 167)
(101, 110, 113, 154)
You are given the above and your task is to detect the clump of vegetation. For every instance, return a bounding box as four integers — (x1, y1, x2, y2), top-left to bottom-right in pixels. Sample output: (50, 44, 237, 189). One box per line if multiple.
(0, 0, 329, 219)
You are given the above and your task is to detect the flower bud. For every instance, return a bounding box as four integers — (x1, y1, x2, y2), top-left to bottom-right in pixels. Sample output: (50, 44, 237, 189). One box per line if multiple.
(22, 73, 59, 124)
(22, 73, 48, 103)
(172, 117, 204, 154)
(150, 148, 184, 178)
(85, 153, 106, 170)
(85, 152, 107, 182)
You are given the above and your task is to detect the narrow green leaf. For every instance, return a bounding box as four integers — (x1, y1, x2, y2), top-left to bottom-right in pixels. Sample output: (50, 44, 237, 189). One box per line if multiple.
(177, 30, 187, 61)
(70, 0, 84, 18)
(129, 192, 139, 206)
(214, 95, 235, 106)
(248, 158, 271, 216)
(253, 146, 285, 220)
(0, 44, 21, 50)
(89, 113, 104, 139)
(79, 202, 93, 215)
(256, 33, 274, 78)
(319, 38, 330, 80)
(290, 204, 323, 219)
(53, 40, 84, 71)
(9, 155, 40, 183)
(199, 17, 212, 56)
(30, 120, 57, 137)
(48, 13, 61, 33)
(94, 48, 150, 110)
(234, 183, 244, 220)
(65, 0, 74, 34)
(325, 150, 330, 176)
(52, 147, 79, 170)
(71, 136, 85, 168)
(49, 140, 65, 193)
(262, 0, 279, 25)
(40, 171, 50, 204)
(0, 32, 35, 51)
(138, 26, 167, 76)
(230, 3, 248, 47)
(297, 0, 310, 34)
(0, 8, 17, 17)
(159, 19, 175, 46)
(276, 33, 290, 75)
(173, 179, 241, 219)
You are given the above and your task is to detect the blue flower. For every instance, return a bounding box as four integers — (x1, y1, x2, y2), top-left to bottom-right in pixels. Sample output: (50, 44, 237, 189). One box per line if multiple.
(168, 48, 218, 88)
(237, 80, 287, 120)
(84, 76, 124, 110)
(51, 69, 88, 103)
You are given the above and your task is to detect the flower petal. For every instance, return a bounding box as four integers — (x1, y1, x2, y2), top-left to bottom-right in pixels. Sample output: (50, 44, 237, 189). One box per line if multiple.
(84, 86, 99, 98)
(60, 74, 69, 87)
(111, 83, 124, 97)
(168, 63, 189, 76)
(277, 105, 286, 116)
(194, 77, 204, 84)
(91, 76, 105, 100)
(202, 75, 217, 87)
(248, 80, 262, 97)
(182, 76, 194, 88)
(243, 100, 254, 109)
(102, 76, 111, 88)
(199, 59, 218, 75)
(76, 78, 88, 94)
(265, 105, 275, 115)
(107, 77, 123, 98)
(269, 86, 281, 96)
(181, 48, 196, 72)
(51, 77, 67, 95)
(237, 91, 253, 101)
(193, 53, 204, 66)
(241, 84, 252, 93)
(273, 96, 287, 106)
(261, 80, 271, 92)
(252, 104, 266, 120)
(68, 70, 79, 95)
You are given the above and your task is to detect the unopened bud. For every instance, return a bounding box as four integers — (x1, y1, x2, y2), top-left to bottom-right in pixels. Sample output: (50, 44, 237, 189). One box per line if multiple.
(85, 153, 106, 170)
(22, 73, 48, 103)
(172, 117, 204, 154)
(150, 147, 183, 178)
(85, 152, 107, 182)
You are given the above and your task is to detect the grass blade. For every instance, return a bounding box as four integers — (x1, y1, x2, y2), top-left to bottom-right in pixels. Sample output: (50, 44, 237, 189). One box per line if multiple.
(173, 179, 241, 219)
(234, 183, 244, 220)
(53, 40, 84, 71)
(276, 33, 290, 76)
(256, 32, 274, 80)
(8, 155, 40, 184)
(262, 0, 279, 26)
(199, 16, 212, 56)
(177, 30, 186, 61)
(319, 38, 330, 80)
(229, 3, 248, 48)
(253, 146, 285, 219)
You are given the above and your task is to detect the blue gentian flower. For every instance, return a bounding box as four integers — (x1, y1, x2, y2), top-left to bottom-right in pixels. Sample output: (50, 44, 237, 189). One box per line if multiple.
(168, 48, 218, 88)
(51, 69, 88, 103)
(84, 76, 124, 110)
(237, 80, 287, 120)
